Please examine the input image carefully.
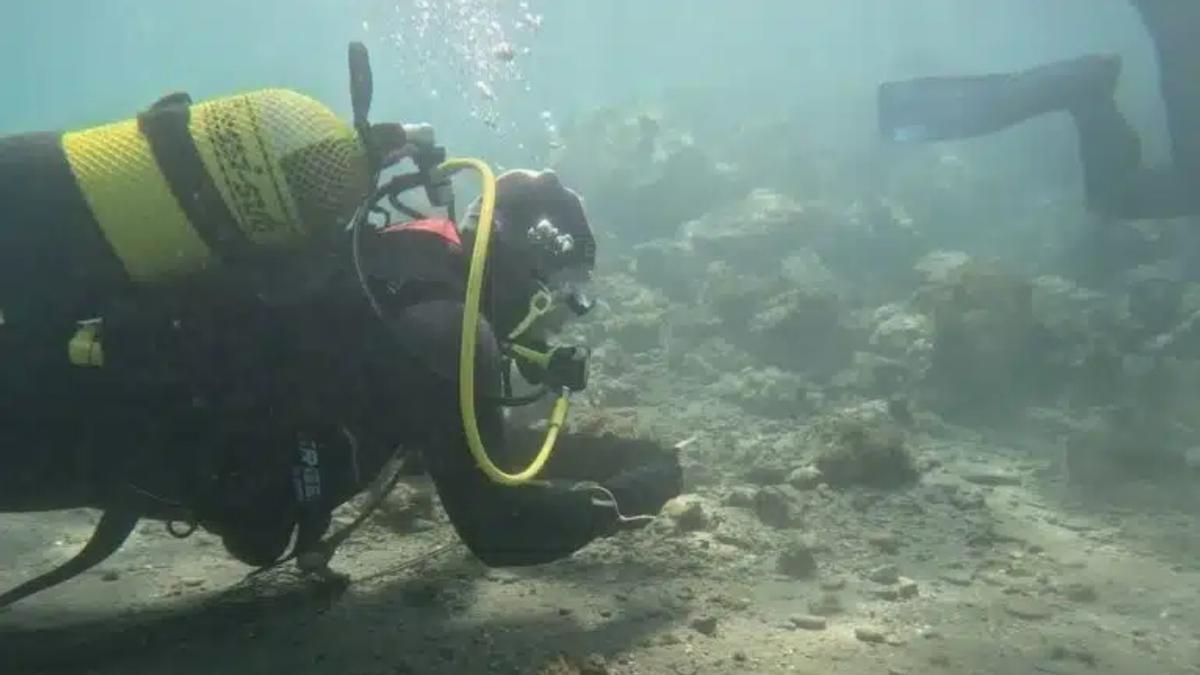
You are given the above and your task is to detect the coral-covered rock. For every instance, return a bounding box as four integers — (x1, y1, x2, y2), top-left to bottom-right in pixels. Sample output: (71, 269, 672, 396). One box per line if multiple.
(809, 401, 918, 488)
(747, 289, 855, 379)
(552, 107, 744, 243)
(914, 259, 1050, 420)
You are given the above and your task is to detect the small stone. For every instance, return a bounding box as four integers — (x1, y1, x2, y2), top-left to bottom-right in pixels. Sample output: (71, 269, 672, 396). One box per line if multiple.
(854, 626, 887, 644)
(871, 586, 900, 601)
(939, 571, 973, 586)
(819, 577, 846, 591)
(690, 615, 719, 636)
(1047, 643, 1097, 666)
(962, 471, 1022, 486)
(867, 564, 900, 584)
(723, 487, 757, 508)
(754, 486, 803, 528)
(809, 592, 843, 616)
(867, 532, 901, 553)
(733, 651, 748, 663)
(181, 577, 205, 588)
(950, 488, 987, 510)
(789, 614, 828, 631)
(662, 495, 710, 532)
(897, 578, 919, 599)
(1060, 581, 1098, 603)
(787, 465, 823, 490)
(580, 653, 610, 675)
(658, 632, 681, 646)
(1004, 598, 1054, 621)
(744, 464, 789, 485)
(777, 540, 818, 578)
(100, 570, 119, 582)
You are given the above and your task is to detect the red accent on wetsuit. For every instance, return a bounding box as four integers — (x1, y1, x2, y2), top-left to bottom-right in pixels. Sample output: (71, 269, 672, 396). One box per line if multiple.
(380, 219, 462, 247)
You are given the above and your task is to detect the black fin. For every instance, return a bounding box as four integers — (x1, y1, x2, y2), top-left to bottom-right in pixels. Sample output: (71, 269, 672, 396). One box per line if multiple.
(0, 509, 139, 608)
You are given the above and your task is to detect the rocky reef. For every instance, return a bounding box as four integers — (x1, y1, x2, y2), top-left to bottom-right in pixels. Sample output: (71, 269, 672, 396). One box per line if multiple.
(564, 100, 1200, 490)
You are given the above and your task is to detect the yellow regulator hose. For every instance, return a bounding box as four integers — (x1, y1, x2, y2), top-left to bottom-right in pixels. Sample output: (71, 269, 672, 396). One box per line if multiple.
(438, 157, 570, 486)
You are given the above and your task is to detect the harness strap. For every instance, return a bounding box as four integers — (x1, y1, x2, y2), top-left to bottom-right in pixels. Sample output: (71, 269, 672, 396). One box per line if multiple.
(137, 93, 252, 265)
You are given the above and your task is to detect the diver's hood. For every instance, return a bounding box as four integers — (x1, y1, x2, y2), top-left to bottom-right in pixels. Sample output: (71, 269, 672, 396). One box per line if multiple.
(462, 169, 596, 278)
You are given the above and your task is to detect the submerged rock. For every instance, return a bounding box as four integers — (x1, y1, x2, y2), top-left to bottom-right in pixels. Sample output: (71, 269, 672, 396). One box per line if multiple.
(867, 532, 901, 554)
(789, 614, 828, 631)
(914, 250, 971, 285)
(867, 564, 900, 585)
(809, 592, 844, 616)
(809, 402, 918, 488)
(777, 539, 819, 578)
(854, 626, 888, 644)
(834, 351, 913, 398)
(754, 486, 804, 528)
(869, 303, 934, 360)
(714, 367, 810, 419)
(787, 465, 823, 490)
(914, 259, 1051, 421)
(746, 289, 855, 378)
(1004, 598, 1054, 621)
(661, 495, 711, 533)
(689, 615, 719, 637)
(553, 107, 743, 244)
(961, 469, 1022, 487)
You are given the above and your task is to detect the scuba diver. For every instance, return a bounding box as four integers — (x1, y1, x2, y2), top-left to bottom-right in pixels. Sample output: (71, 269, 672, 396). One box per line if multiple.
(0, 43, 681, 607)
(878, 0, 1199, 220)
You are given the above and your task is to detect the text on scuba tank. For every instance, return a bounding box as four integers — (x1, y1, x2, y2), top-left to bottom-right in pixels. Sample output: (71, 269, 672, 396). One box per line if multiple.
(207, 103, 293, 237)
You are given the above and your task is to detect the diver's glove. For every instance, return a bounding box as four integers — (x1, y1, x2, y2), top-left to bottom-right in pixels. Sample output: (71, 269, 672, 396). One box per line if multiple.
(510, 428, 683, 534)
(572, 482, 657, 534)
(591, 446, 682, 533)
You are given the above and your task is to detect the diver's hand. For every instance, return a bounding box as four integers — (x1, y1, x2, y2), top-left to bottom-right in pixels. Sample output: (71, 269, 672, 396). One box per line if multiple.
(509, 428, 684, 510)
(565, 442, 682, 536)
(571, 482, 658, 535)
(505, 427, 683, 534)
(598, 448, 683, 521)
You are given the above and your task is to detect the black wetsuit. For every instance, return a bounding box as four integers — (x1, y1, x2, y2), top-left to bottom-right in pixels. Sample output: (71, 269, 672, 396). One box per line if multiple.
(0, 220, 680, 568)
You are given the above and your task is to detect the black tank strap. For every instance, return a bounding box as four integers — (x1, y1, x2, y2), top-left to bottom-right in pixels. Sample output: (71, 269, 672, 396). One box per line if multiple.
(137, 93, 252, 264)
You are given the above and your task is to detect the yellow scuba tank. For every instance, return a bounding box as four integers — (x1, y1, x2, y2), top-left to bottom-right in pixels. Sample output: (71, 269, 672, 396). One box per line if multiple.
(62, 88, 372, 284)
